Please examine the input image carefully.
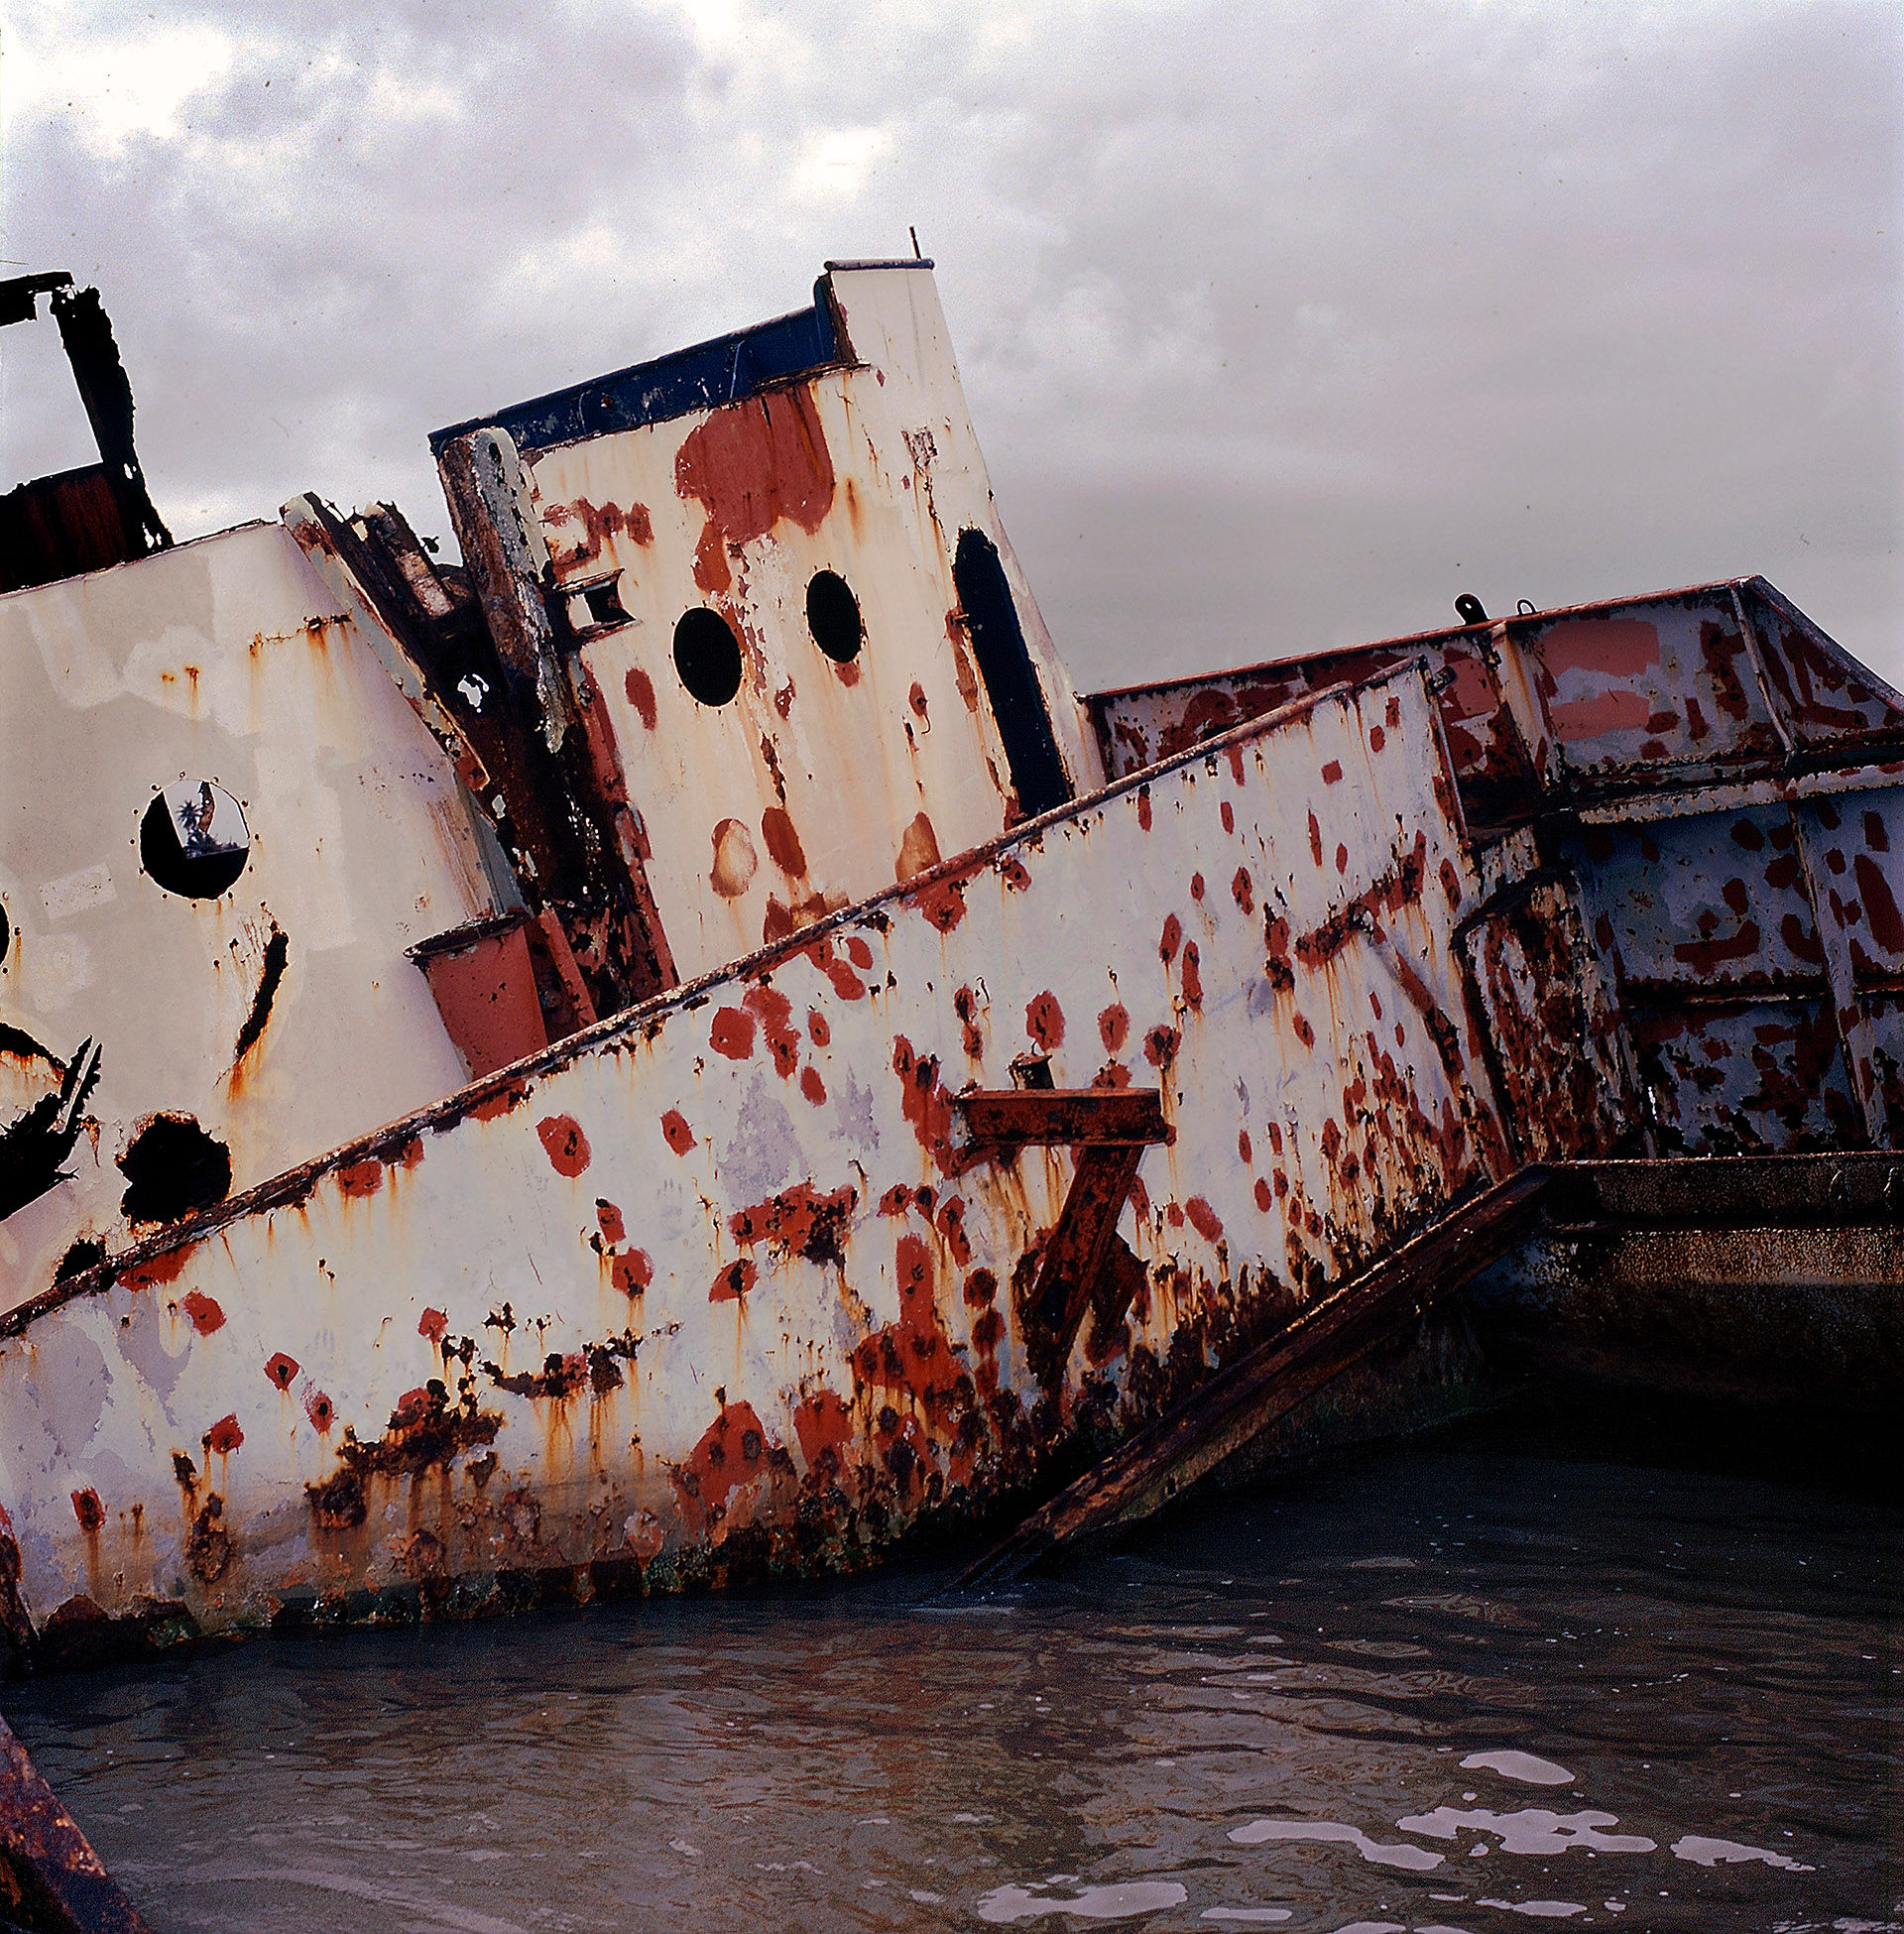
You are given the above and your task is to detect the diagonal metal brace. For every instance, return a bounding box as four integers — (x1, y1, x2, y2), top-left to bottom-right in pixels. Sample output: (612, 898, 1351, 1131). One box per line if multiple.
(954, 1088, 1167, 1385)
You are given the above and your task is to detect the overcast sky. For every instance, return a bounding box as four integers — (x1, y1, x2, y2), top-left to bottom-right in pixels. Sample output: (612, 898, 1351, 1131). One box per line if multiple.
(4, 0, 1899, 692)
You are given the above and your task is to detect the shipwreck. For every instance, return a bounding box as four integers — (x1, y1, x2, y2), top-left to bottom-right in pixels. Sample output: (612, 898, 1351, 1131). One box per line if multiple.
(0, 258, 1899, 1674)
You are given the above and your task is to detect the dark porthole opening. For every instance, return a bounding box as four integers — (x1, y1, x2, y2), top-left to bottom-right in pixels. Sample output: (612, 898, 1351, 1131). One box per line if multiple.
(673, 608, 744, 707)
(806, 569, 863, 665)
(140, 781, 251, 900)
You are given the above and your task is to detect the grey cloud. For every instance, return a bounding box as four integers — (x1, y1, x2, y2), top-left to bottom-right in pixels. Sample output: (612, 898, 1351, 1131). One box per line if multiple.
(3, 0, 1896, 689)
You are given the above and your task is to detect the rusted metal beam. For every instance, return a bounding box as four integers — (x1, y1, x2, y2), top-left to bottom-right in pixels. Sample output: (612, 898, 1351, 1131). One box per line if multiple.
(958, 1167, 1557, 1590)
(0, 1714, 153, 1934)
(955, 1088, 1166, 1147)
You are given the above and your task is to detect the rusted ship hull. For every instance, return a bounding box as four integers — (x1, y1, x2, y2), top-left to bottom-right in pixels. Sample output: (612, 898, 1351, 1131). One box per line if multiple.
(2, 260, 1899, 1667)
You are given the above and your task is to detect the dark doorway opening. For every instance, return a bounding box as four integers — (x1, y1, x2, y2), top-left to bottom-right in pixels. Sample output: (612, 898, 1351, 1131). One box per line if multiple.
(953, 529, 1072, 818)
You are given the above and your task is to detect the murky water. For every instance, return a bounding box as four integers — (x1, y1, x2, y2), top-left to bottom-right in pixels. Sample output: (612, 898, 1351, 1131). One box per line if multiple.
(4, 1420, 1895, 1932)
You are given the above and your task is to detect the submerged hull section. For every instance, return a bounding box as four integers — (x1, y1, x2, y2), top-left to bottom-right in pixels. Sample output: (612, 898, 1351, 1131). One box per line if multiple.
(1, 667, 1510, 1644)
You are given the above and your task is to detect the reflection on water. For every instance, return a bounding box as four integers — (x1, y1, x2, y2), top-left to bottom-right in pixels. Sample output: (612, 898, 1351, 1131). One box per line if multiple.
(3, 1430, 1894, 1932)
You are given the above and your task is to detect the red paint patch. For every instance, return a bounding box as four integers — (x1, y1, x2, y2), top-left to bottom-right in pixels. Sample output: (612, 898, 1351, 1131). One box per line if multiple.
(1253, 1177, 1274, 1213)
(265, 1352, 299, 1391)
(660, 1109, 696, 1155)
(1321, 761, 1343, 786)
(1227, 745, 1247, 786)
(180, 1290, 225, 1335)
(1181, 942, 1203, 1010)
(70, 1489, 104, 1533)
(337, 1158, 383, 1197)
(935, 1194, 973, 1268)
(1025, 990, 1065, 1051)
(999, 854, 1032, 892)
(536, 1114, 592, 1177)
(674, 1399, 774, 1525)
(675, 389, 835, 592)
(1292, 1013, 1316, 1047)
(1335, 843, 1349, 876)
(710, 1259, 758, 1302)
(847, 936, 874, 970)
(1143, 1025, 1181, 1070)
(203, 1415, 243, 1456)
(1238, 1130, 1252, 1164)
(710, 1007, 757, 1059)
(800, 1065, 827, 1106)
(892, 1035, 963, 1176)
(1185, 1197, 1224, 1243)
(1439, 857, 1464, 910)
(1221, 800, 1235, 835)
(119, 1249, 193, 1290)
(1308, 811, 1324, 868)
(744, 983, 801, 1077)
(595, 1201, 626, 1248)
(1160, 913, 1182, 964)
(1232, 868, 1253, 913)
(852, 1233, 963, 1411)
(1855, 852, 1904, 955)
(624, 666, 657, 729)
(729, 1182, 858, 1265)
(612, 1251, 653, 1296)
(792, 1390, 855, 1473)
(469, 1083, 527, 1123)
(1099, 1003, 1130, 1052)
(418, 1306, 449, 1345)
(304, 1390, 333, 1433)
(1191, 872, 1206, 902)
(1136, 789, 1152, 832)
(806, 1009, 832, 1047)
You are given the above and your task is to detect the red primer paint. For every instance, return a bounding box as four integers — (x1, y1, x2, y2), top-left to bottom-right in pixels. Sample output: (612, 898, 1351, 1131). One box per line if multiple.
(612, 1251, 653, 1295)
(852, 1233, 963, 1410)
(1369, 725, 1385, 753)
(847, 937, 874, 970)
(710, 1008, 757, 1059)
(304, 1390, 333, 1432)
(624, 667, 657, 729)
(935, 1194, 973, 1267)
(180, 1290, 225, 1335)
(469, 1083, 527, 1123)
(729, 1181, 858, 1264)
(1335, 843, 1350, 875)
(661, 1109, 696, 1154)
(999, 855, 1032, 892)
(807, 1009, 832, 1046)
(1221, 800, 1235, 835)
(1185, 1197, 1224, 1243)
(1854, 853, 1904, 955)
(203, 1415, 243, 1455)
(1025, 990, 1065, 1051)
(71, 1489, 104, 1533)
(892, 1035, 962, 1175)
(536, 1114, 592, 1177)
(1136, 790, 1152, 831)
(1292, 1013, 1316, 1047)
(710, 1259, 759, 1302)
(1232, 868, 1253, 913)
(743, 984, 801, 1077)
(265, 1351, 298, 1390)
(1253, 1177, 1274, 1212)
(1093, 1060, 1132, 1090)
(418, 1306, 448, 1345)
(1099, 1003, 1130, 1052)
(1238, 1130, 1252, 1164)
(1321, 761, 1343, 786)
(1308, 811, 1324, 868)
(674, 389, 835, 589)
(800, 1066, 827, 1106)
(337, 1158, 383, 1197)
(120, 1249, 193, 1290)
(1181, 943, 1203, 1010)
(1160, 913, 1182, 964)
(595, 1202, 626, 1247)
(1143, 1025, 1180, 1070)
(792, 1390, 855, 1473)
(1538, 616, 1662, 681)
(1439, 858, 1464, 909)
(674, 1399, 773, 1523)
(761, 807, 807, 877)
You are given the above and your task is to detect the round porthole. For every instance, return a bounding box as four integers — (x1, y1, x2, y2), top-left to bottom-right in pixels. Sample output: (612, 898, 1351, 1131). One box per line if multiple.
(806, 569, 863, 665)
(672, 608, 744, 707)
(140, 781, 251, 899)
